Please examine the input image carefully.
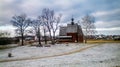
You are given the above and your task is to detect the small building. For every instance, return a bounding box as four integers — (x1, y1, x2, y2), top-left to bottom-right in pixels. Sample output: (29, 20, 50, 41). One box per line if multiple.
(58, 18, 84, 42)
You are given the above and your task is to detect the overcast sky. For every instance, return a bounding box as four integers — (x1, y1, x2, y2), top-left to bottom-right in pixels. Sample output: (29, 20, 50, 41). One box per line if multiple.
(0, 0, 120, 35)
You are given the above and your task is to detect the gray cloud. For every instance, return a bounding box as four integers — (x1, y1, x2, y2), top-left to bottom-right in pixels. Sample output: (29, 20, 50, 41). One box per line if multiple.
(0, 0, 120, 35)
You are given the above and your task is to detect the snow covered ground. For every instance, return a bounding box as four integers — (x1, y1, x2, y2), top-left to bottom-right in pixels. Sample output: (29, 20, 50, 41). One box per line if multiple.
(0, 43, 91, 61)
(0, 43, 120, 67)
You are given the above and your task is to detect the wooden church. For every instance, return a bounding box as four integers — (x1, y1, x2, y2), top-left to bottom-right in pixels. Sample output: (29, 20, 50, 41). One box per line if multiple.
(58, 18, 84, 42)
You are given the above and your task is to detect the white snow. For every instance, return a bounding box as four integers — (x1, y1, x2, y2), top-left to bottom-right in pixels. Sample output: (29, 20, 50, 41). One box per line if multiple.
(0, 43, 89, 61)
(0, 43, 120, 67)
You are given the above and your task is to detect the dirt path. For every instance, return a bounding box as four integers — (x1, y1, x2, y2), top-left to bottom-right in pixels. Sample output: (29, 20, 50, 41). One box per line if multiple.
(0, 44, 101, 63)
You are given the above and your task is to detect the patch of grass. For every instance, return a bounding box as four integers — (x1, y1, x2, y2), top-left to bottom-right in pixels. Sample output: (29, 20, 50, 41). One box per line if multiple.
(87, 39, 120, 44)
(0, 45, 18, 50)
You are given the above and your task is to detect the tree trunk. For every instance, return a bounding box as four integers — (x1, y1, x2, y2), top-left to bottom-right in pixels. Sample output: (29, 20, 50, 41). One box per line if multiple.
(37, 27, 42, 47)
(84, 29, 87, 43)
(52, 32, 56, 45)
(43, 28, 47, 44)
(84, 35, 87, 43)
(21, 28, 24, 46)
(21, 32, 24, 46)
(48, 30, 53, 45)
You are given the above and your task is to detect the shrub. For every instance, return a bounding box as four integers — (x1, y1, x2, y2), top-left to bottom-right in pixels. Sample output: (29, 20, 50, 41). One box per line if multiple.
(0, 37, 13, 45)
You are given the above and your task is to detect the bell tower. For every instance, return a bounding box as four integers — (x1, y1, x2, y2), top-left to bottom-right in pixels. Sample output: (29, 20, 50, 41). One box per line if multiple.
(71, 17, 74, 25)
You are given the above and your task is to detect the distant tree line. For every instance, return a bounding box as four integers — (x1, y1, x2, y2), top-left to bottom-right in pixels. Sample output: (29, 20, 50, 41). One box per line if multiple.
(0, 37, 13, 45)
(0, 31, 10, 37)
(0, 31, 11, 45)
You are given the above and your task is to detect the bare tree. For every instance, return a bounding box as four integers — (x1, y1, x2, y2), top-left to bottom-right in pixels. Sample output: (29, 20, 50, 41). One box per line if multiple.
(80, 14, 97, 43)
(41, 8, 61, 45)
(50, 14, 62, 44)
(41, 8, 53, 44)
(30, 18, 43, 47)
(11, 14, 30, 46)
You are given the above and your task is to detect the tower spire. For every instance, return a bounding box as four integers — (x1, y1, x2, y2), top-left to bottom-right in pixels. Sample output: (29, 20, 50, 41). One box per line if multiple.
(71, 15, 74, 25)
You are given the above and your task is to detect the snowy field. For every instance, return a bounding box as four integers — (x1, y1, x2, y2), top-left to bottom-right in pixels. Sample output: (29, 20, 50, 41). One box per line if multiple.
(0, 43, 120, 67)
(0, 43, 91, 61)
